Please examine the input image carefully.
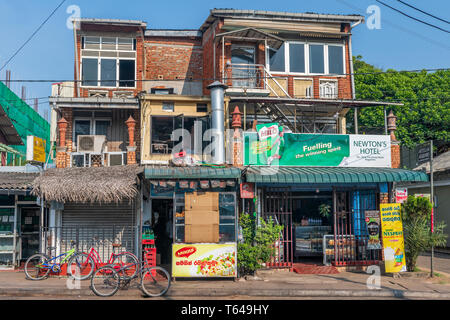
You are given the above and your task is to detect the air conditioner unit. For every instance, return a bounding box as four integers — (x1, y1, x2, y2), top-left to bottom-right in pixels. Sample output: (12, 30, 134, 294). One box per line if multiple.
(77, 135, 106, 153)
(107, 153, 126, 166)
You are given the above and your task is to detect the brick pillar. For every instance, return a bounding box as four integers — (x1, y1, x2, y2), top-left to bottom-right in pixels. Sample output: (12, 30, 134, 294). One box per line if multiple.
(231, 106, 243, 167)
(56, 118, 68, 168)
(125, 116, 137, 165)
(387, 110, 400, 168)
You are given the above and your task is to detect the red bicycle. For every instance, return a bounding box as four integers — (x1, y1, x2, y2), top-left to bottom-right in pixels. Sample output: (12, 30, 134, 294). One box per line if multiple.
(67, 242, 138, 281)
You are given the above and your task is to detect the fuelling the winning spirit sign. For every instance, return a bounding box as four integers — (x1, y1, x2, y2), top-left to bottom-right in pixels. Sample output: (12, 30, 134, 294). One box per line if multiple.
(244, 126, 391, 167)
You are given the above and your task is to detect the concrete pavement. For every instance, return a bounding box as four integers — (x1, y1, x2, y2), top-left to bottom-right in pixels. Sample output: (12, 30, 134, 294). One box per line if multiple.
(0, 268, 449, 299)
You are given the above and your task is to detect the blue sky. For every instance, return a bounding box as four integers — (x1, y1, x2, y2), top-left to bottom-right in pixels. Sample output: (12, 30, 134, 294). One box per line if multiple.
(0, 0, 449, 119)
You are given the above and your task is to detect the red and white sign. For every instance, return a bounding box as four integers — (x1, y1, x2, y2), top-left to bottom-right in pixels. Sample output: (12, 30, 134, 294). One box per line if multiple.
(395, 188, 408, 203)
(240, 183, 255, 199)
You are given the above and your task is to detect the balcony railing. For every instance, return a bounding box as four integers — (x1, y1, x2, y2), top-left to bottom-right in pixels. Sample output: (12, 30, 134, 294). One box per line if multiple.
(224, 63, 291, 98)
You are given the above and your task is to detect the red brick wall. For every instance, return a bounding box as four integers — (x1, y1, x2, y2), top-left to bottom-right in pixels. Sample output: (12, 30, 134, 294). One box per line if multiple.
(202, 20, 223, 94)
(391, 143, 401, 169)
(144, 36, 203, 82)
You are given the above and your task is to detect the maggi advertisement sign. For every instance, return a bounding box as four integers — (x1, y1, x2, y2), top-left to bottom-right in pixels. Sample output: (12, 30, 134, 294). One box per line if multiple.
(380, 203, 407, 273)
(172, 243, 236, 278)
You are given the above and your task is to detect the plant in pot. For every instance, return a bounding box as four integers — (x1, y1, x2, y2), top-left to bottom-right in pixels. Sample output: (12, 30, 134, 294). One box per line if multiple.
(318, 203, 331, 219)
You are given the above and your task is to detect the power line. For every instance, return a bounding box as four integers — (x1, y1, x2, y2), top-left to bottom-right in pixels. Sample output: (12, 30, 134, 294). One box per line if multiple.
(396, 0, 450, 25)
(0, 0, 67, 72)
(1, 67, 448, 84)
(376, 0, 450, 34)
(336, 0, 450, 51)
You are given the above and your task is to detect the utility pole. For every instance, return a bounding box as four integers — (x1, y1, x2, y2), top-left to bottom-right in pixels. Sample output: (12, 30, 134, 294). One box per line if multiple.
(430, 140, 434, 277)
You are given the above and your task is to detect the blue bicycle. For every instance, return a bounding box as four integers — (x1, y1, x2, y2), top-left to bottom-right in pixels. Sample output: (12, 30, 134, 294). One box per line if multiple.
(24, 241, 83, 280)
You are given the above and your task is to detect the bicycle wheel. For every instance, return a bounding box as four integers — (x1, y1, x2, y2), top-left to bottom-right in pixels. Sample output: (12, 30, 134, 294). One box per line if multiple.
(24, 253, 51, 280)
(140, 266, 171, 297)
(67, 253, 95, 281)
(90, 265, 120, 297)
(112, 252, 139, 279)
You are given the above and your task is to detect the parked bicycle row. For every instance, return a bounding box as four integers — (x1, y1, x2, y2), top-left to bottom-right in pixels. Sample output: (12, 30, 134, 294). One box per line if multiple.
(24, 240, 170, 297)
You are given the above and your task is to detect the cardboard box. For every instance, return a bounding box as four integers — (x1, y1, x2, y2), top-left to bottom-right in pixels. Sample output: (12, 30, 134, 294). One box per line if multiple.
(185, 192, 219, 211)
(185, 224, 219, 243)
(185, 209, 219, 225)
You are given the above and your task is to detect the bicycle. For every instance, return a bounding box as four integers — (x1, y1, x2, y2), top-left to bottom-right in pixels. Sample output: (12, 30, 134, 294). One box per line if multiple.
(68, 240, 139, 281)
(24, 241, 78, 281)
(90, 258, 171, 297)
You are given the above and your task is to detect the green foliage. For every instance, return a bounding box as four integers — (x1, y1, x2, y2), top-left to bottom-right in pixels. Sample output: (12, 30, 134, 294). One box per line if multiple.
(318, 203, 331, 218)
(348, 55, 450, 148)
(401, 196, 447, 271)
(237, 213, 284, 276)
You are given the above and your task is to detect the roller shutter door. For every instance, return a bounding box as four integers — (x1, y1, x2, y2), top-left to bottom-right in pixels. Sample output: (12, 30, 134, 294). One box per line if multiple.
(60, 201, 137, 260)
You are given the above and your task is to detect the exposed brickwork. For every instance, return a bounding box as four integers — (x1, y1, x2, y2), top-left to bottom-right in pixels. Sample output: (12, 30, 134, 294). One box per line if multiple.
(391, 143, 401, 169)
(144, 36, 203, 83)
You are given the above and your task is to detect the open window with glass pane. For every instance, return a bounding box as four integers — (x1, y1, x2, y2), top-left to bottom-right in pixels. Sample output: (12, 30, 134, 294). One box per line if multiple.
(269, 43, 285, 72)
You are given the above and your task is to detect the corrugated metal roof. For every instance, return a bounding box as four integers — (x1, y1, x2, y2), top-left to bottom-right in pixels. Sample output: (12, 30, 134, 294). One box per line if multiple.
(0, 172, 39, 191)
(144, 166, 242, 180)
(246, 167, 429, 184)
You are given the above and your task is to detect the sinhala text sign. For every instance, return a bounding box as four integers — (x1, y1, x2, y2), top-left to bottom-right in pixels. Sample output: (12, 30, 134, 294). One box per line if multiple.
(26, 136, 46, 163)
(244, 130, 391, 167)
(380, 203, 407, 273)
(172, 243, 236, 277)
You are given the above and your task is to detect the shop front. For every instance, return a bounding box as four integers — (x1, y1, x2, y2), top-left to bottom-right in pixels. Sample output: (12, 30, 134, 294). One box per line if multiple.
(0, 172, 41, 269)
(243, 128, 429, 269)
(143, 166, 241, 278)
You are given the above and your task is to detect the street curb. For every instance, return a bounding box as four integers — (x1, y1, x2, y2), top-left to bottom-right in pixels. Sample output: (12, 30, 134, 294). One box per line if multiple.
(1, 287, 449, 299)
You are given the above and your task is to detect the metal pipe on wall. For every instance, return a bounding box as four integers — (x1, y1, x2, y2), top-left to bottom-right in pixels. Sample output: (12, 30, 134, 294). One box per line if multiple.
(207, 81, 227, 164)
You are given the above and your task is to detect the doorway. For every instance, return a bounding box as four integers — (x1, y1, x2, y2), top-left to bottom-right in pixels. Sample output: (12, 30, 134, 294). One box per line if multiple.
(231, 45, 256, 88)
(151, 199, 173, 267)
(20, 207, 40, 260)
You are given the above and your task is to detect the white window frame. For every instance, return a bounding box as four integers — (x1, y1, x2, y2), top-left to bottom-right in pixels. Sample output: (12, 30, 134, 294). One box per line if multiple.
(80, 36, 137, 89)
(293, 77, 314, 98)
(266, 41, 346, 77)
(319, 79, 339, 99)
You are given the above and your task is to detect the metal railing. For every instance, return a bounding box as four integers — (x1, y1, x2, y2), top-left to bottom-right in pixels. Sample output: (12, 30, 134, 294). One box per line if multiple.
(41, 226, 139, 262)
(223, 63, 291, 98)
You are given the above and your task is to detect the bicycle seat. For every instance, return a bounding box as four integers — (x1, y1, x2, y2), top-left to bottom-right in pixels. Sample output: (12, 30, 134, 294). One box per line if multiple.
(47, 247, 57, 251)
(112, 243, 122, 248)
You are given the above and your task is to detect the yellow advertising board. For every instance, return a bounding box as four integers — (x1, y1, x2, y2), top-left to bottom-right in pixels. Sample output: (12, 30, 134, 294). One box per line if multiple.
(380, 203, 407, 273)
(26, 136, 46, 163)
(172, 243, 237, 277)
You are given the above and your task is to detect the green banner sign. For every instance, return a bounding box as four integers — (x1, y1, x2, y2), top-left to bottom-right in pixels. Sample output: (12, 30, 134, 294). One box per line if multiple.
(244, 126, 391, 167)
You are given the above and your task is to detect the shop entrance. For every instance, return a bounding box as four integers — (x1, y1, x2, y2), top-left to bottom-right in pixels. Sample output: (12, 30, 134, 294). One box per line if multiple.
(151, 199, 173, 267)
(20, 207, 40, 261)
(292, 190, 333, 264)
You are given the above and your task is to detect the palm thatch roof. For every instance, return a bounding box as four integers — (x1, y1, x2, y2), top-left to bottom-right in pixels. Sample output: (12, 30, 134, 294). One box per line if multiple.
(31, 165, 143, 204)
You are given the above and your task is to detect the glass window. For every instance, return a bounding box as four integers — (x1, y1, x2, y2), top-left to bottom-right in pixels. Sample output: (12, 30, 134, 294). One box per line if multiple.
(82, 58, 98, 86)
(219, 224, 235, 242)
(289, 43, 305, 73)
(309, 44, 324, 74)
(196, 103, 207, 113)
(119, 60, 135, 87)
(101, 37, 116, 50)
(74, 120, 91, 144)
(269, 43, 285, 72)
(328, 45, 344, 75)
(118, 38, 134, 51)
(151, 116, 173, 154)
(84, 36, 100, 49)
(95, 120, 111, 138)
(162, 102, 174, 112)
(100, 59, 116, 87)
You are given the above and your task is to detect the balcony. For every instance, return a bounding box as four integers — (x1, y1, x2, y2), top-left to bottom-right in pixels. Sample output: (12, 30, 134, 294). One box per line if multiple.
(224, 63, 292, 97)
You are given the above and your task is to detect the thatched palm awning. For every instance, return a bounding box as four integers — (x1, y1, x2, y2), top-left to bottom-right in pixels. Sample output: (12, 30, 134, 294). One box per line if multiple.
(32, 165, 143, 204)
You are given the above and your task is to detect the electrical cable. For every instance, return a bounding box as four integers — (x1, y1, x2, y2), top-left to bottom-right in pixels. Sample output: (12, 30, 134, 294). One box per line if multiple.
(376, 0, 450, 34)
(0, 0, 67, 72)
(396, 0, 450, 25)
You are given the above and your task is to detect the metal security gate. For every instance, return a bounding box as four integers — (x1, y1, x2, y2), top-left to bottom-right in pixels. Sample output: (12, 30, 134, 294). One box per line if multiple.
(58, 201, 138, 261)
(261, 187, 293, 268)
(333, 189, 381, 266)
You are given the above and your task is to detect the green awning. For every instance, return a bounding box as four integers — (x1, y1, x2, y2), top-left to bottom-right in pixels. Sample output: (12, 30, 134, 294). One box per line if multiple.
(246, 167, 429, 184)
(144, 166, 242, 180)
